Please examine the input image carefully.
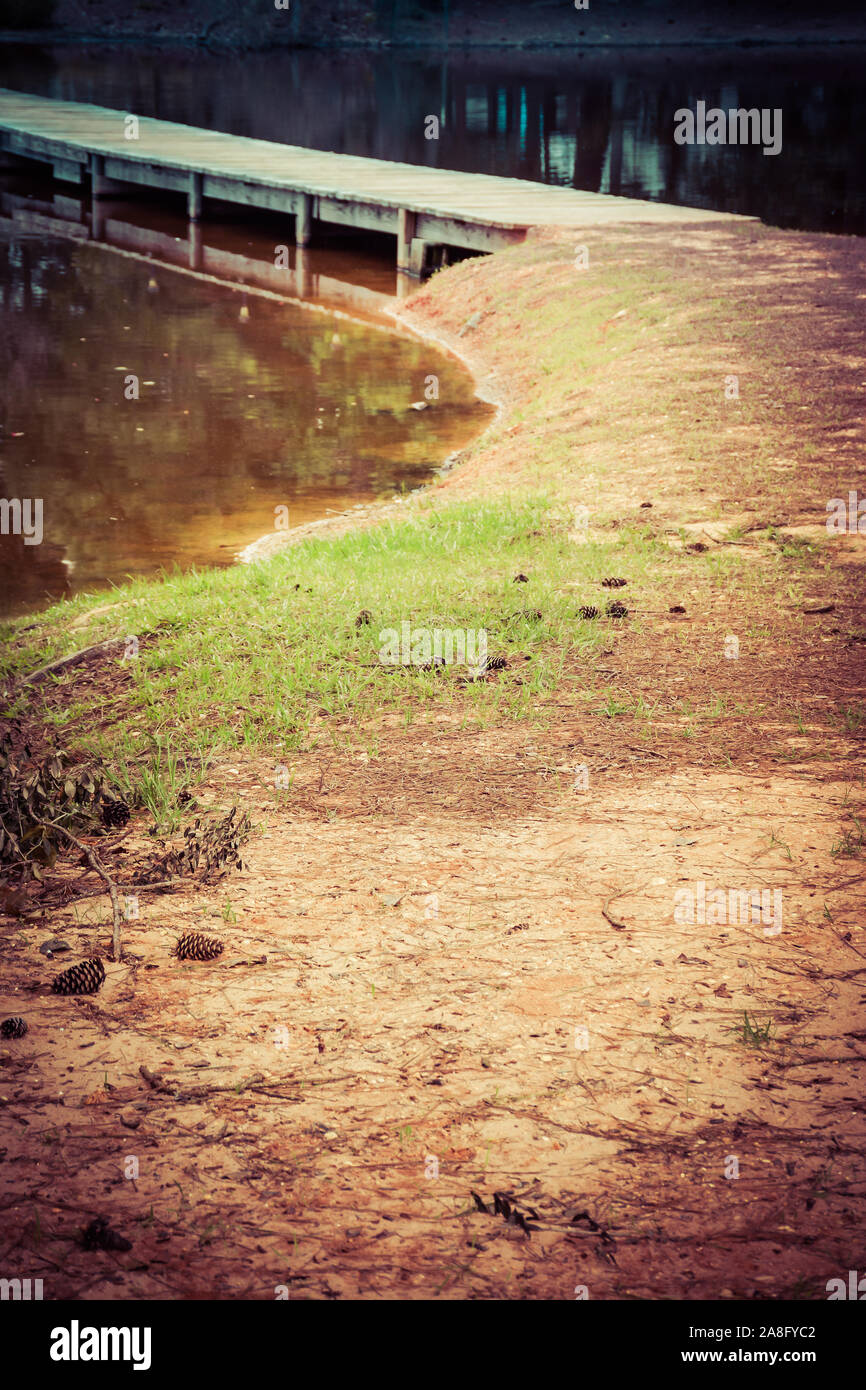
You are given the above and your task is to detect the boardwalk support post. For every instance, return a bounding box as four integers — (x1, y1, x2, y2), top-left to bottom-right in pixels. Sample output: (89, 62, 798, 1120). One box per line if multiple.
(188, 171, 203, 221)
(295, 192, 313, 247)
(89, 153, 106, 237)
(408, 237, 433, 277)
(397, 208, 417, 271)
(89, 153, 124, 198)
(90, 152, 106, 197)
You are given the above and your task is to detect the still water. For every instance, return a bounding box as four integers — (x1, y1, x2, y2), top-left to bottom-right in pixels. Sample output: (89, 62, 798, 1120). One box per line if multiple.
(0, 211, 491, 618)
(1, 43, 864, 233)
(0, 39, 861, 615)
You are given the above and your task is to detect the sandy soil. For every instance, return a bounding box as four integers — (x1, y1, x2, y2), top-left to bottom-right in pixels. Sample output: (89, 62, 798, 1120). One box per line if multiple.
(1, 223, 865, 1299)
(1, 739, 864, 1299)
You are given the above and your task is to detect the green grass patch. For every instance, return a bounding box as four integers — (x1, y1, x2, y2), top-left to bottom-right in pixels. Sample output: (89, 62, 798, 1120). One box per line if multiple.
(1, 494, 669, 803)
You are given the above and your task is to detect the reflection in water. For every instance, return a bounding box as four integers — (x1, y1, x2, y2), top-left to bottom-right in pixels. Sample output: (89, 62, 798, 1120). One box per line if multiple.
(0, 216, 492, 618)
(0, 44, 863, 232)
(0, 176, 408, 318)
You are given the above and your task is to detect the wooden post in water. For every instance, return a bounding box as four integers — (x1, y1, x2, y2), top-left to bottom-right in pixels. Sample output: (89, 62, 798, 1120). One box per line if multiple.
(409, 237, 431, 277)
(295, 193, 313, 247)
(89, 152, 106, 197)
(90, 152, 124, 198)
(397, 208, 417, 271)
(188, 171, 203, 221)
(89, 153, 106, 238)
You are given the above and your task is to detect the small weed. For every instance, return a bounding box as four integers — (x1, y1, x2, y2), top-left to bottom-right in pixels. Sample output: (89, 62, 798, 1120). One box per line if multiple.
(737, 1011, 775, 1048)
(766, 828, 794, 861)
(831, 817, 864, 859)
(598, 692, 631, 718)
(833, 703, 866, 735)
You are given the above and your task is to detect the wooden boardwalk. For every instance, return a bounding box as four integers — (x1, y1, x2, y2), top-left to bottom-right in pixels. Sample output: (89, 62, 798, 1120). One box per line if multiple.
(0, 88, 751, 271)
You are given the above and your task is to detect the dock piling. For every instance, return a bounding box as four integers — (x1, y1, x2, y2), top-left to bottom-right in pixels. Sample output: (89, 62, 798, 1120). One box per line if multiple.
(295, 192, 313, 247)
(188, 171, 203, 221)
(397, 208, 417, 272)
(89, 152, 125, 198)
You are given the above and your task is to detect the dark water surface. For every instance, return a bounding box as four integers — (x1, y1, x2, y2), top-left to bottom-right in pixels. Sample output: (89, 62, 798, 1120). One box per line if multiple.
(0, 215, 490, 618)
(0, 43, 863, 232)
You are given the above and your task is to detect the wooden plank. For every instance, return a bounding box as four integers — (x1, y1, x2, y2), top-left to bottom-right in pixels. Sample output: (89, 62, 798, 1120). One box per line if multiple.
(201, 173, 298, 213)
(316, 195, 397, 235)
(52, 158, 82, 184)
(103, 155, 188, 195)
(414, 212, 523, 252)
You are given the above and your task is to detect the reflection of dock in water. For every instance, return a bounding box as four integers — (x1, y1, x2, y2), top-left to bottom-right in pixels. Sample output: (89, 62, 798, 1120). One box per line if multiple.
(0, 185, 404, 319)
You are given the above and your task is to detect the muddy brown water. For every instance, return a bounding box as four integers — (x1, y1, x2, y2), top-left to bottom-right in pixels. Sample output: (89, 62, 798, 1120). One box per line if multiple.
(0, 191, 492, 619)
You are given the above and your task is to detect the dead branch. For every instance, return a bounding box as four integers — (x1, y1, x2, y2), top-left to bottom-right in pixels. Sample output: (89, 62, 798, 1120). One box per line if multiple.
(37, 819, 123, 961)
(773, 1054, 866, 1067)
(20, 637, 126, 686)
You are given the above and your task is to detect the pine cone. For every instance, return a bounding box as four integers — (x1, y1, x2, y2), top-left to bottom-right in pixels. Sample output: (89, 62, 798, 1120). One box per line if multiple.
(101, 797, 130, 829)
(606, 601, 629, 618)
(81, 1216, 132, 1252)
(0, 1016, 27, 1040)
(173, 931, 224, 962)
(51, 957, 105, 996)
(601, 577, 628, 589)
(579, 606, 600, 620)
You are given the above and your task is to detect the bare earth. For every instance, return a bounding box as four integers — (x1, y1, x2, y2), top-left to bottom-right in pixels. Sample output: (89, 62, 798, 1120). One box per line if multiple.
(1, 223, 865, 1299)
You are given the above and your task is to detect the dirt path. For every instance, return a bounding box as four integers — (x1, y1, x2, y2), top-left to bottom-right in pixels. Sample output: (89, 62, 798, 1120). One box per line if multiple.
(1, 222, 865, 1299)
(1, 744, 864, 1298)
